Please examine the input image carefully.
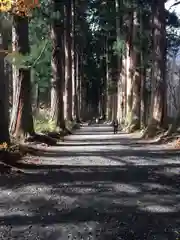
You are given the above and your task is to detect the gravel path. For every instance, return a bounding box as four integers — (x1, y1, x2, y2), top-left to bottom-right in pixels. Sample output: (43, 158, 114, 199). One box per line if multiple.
(0, 124, 180, 239)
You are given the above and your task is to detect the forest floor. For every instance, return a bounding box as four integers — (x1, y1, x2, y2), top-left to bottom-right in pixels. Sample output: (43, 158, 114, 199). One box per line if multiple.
(0, 124, 180, 239)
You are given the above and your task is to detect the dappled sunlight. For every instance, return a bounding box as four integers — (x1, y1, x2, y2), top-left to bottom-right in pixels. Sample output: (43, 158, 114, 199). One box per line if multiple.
(142, 182, 173, 191)
(24, 155, 127, 166)
(156, 167, 180, 176)
(113, 183, 141, 194)
(1, 125, 180, 238)
(0, 168, 180, 239)
(140, 205, 177, 213)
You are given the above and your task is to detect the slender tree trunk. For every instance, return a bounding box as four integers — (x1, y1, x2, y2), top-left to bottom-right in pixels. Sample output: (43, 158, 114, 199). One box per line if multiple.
(105, 36, 112, 121)
(34, 83, 40, 115)
(71, 0, 76, 120)
(10, 15, 34, 140)
(74, 50, 80, 122)
(50, 76, 58, 120)
(79, 54, 84, 119)
(125, 10, 133, 127)
(11, 25, 18, 109)
(140, 67, 146, 127)
(115, 0, 123, 123)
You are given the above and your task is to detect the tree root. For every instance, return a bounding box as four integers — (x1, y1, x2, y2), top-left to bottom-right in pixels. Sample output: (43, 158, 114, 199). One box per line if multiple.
(19, 144, 43, 156)
(126, 118, 140, 133)
(0, 122, 81, 174)
(25, 133, 57, 145)
(0, 161, 24, 174)
(0, 150, 25, 174)
(141, 124, 164, 139)
(127, 123, 140, 133)
(44, 131, 62, 139)
(41, 127, 72, 142)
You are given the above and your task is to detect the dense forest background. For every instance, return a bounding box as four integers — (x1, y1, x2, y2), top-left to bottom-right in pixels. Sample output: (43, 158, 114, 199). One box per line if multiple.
(1, 0, 180, 147)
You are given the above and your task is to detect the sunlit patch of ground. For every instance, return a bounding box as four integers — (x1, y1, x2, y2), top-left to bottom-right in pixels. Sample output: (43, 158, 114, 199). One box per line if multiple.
(0, 124, 180, 239)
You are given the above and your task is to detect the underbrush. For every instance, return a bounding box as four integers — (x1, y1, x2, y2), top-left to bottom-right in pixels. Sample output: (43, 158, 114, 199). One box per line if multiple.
(0, 142, 24, 174)
(0, 111, 81, 174)
(34, 110, 80, 134)
(34, 110, 57, 133)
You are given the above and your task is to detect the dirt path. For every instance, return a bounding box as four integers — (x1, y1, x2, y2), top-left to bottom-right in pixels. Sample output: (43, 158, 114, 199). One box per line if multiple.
(0, 124, 180, 239)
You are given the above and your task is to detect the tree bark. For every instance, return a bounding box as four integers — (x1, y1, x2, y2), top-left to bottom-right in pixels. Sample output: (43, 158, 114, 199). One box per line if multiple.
(51, 0, 65, 130)
(143, 0, 166, 138)
(129, 11, 141, 131)
(71, 0, 76, 120)
(0, 30, 10, 144)
(74, 50, 80, 122)
(10, 15, 34, 140)
(64, 0, 73, 121)
(115, 0, 123, 123)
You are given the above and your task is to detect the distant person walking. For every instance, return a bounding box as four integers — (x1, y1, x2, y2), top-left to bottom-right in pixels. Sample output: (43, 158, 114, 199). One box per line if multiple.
(112, 119, 118, 134)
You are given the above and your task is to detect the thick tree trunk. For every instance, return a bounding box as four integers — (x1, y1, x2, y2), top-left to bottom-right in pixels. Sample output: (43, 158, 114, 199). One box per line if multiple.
(143, 0, 166, 138)
(125, 10, 133, 127)
(165, 109, 180, 136)
(10, 16, 34, 140)
(129, 11, 141, 132)
(115, 0, 123, 123)
(64, 0, 73, 121)
(0, 31, 10, 144)
(51, 0, 65, 130)
(143, 0, 166, 137)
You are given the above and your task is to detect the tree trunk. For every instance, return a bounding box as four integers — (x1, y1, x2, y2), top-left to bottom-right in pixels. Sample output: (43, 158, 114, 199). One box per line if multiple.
(129, 11, 141, 132)
(74, 50, 80, 122)
(143, 0, 166, 138)
(0, 31, 10, 144)
(115, 0, 123, 123)
(64, 0, 72, 121)
(34, 82, 40, 115)
(10, 15, 34, 140)
(105, 36, 112, 121)
(51, 1, 65, 130)
(125, 10, 133, 127)
(79, 54, 84, 119)
(50, 76, 58, 120)
(140, 67, 146, 127)
(71, 0, 76, 120)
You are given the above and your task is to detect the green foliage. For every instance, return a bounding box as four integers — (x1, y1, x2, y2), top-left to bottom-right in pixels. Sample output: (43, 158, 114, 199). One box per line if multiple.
(113, 38, 126, 56)
(5, 40, 49, 69)
(108, 81, 117, 95)
(34, 115, 57, 133)
(34, 110, 78, 133)
(29, 0, 52, 93)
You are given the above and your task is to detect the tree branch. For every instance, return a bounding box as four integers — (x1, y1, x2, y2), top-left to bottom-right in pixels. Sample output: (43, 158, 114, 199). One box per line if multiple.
(169, 1, 180, 10)
(31, 41, 49, 68)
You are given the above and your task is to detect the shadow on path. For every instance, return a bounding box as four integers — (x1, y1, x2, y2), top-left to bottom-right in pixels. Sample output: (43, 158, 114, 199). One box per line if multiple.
(26, 147, 180, 158)
(0, 163, 180, 239)
(0, 124, 180, 239)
